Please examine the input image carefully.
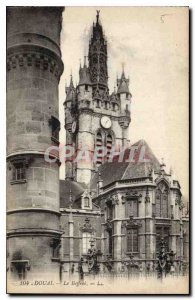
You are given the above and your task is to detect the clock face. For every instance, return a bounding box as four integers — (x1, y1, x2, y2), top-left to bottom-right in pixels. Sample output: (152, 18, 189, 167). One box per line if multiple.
(100, 116, 112, 129)
(72, 121, 77, 133)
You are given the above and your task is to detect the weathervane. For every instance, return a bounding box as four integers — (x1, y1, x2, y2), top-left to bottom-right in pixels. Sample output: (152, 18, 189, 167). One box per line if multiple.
(96, 10, 100, 23)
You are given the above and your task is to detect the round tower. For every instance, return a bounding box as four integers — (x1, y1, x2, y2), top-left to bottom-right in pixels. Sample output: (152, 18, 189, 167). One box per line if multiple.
(7, 7, 64, 281)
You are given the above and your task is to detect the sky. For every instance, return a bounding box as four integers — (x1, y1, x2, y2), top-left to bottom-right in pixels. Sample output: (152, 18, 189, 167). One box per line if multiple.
(59, 7, 189, 199)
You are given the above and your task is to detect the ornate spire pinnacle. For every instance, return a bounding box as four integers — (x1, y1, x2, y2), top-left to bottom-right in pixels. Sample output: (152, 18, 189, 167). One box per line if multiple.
(84, 55, 87, 67)
(122, 62, 125, 76)
(160, 158, 166, 173)
(88, 11, 108, 90)
(69, 73, 74, 89)
(79, 58, 82, 70)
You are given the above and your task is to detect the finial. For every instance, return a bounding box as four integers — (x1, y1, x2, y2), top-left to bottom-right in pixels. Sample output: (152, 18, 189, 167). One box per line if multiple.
(96, 10, 100, 24)
(79, 58, 81, 69)
(169, 165, 173, 175)
(69, 72, 74, 88)
(84, 55, 87, 67)
(121, 62, 125, 77)
(160, 157, 166, 172)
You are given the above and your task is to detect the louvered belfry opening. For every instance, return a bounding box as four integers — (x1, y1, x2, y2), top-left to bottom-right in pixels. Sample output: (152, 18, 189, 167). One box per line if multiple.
(106, 133, 113, 160)
(96, 131, 103, 168)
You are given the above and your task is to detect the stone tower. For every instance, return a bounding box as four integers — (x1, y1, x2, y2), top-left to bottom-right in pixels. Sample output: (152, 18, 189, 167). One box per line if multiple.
(64, 11, 132, 185)
(7, 7, 64, 280)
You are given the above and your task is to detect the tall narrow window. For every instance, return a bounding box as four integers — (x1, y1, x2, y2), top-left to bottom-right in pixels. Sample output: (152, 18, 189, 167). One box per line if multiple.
(156, 226, 170, 253)
(127, 228, 138, 253)
(95, 130, 103, 168)
(108, 230, 113, 255)
(82, 232, 94, 254)
(107, 204, 113, 220)
(126, 199, 138, 218)
(155, 181, 169, 218)
(106, 133, 113, 160)
(49, 116, 60, 144)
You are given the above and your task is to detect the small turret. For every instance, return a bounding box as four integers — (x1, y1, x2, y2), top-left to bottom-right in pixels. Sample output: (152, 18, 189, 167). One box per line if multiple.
(78, 56, 92, 87)
(64, 75, 76, 133)
(117, 70, 130, 94)
(77, 56, 92, 109)
(65, 74, 76, 103)
(117, 68, 132, 115)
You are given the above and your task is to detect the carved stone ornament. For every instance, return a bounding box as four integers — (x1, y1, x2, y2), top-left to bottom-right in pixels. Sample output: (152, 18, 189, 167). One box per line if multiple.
(9, 155, 34, 168)
(105, 218, 112, 231)
(123, 216, 142, 229)
(126, 190, 138, 197)
(105, 194, 119, 205)
(80, 217, 95, 233)
(126, 191, 142, 202)
(121, 195, 126, 204)
(145, 189, 150, 203)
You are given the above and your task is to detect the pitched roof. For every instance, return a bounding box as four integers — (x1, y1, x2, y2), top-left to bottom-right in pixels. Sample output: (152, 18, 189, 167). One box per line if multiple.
(117, 71, 130, 94)
(121, 140, 160, 180)
(60, 179, 87, 208)
(90, 139, 160, 189)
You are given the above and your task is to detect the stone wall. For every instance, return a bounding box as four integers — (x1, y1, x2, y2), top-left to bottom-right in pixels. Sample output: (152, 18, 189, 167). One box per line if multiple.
(7, 7, 64, 281)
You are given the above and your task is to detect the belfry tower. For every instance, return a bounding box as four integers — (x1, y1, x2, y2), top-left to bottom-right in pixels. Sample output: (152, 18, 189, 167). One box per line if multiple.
(7, 7, 64, 281)
(64, 11, 132, 185)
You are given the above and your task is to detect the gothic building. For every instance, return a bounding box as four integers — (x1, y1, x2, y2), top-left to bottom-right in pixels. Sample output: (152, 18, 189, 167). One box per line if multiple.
(61, 12, 189, 275)
(6, 8, 189, 282)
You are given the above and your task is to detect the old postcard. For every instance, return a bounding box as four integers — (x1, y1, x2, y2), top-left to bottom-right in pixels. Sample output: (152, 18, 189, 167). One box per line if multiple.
(6, 6, 189, 294)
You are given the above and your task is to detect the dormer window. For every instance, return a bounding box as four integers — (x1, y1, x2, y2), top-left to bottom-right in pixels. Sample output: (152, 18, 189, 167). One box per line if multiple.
(85, 84, 88, 91)
(81, 190, 92, 210)
(84, 196, 90, 208)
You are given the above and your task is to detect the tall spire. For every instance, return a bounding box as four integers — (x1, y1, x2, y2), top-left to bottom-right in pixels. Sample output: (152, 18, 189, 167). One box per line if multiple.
(88, 11, 108, 91)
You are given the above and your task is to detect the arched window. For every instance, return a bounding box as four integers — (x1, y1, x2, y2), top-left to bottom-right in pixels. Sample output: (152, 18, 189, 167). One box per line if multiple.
(155, 181, 169, 218)
(106, 133, 113, 160)
(95, 130, 103, 168)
